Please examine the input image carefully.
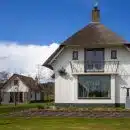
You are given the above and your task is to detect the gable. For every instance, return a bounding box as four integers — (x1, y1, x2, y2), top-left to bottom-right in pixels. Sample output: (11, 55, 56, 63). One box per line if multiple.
(3, 76, 29, 92)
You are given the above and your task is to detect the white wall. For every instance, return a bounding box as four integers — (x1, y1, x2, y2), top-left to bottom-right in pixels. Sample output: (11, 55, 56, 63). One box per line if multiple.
(3, 77, 29, 92)
(53, 46, 130, 104)
(1, 92, 10, 104)
(54, 47, 74, 103)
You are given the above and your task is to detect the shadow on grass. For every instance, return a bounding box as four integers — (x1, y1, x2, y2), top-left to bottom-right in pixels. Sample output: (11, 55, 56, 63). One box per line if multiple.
(0, 122, 12, 125)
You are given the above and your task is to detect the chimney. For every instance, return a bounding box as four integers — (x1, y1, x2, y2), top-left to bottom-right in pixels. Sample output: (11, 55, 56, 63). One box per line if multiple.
(92, 2, 100, 22)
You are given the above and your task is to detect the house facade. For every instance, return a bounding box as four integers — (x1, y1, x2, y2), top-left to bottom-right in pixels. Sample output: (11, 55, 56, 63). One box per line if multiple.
(1, 74, 43, 104)
(43, 5, 130, 106)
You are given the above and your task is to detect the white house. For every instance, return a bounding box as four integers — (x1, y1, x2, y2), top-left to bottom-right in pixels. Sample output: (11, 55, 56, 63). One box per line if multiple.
(43, 4, 130, 107)
(1, 74, 43, 104)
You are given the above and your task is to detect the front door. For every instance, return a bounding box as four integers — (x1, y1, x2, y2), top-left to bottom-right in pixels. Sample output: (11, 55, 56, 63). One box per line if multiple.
(84, 49, 104, 72)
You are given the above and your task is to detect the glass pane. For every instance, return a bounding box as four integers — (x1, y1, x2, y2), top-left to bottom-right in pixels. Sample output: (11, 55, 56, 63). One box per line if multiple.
(85, 49, 104, 72)
(111, 50, 117, 59)
(73, 51, 78, 60)
(85, 51, 94, 71)
(78, 75, 110, 98)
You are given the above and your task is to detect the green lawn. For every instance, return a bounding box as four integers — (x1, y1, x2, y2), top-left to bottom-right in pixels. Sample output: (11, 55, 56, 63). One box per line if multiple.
(0, 103, 46, 115)
(0, 117, 130, 130)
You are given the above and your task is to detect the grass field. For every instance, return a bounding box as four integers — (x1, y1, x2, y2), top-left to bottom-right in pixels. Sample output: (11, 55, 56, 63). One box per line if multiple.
(0, 117, 130, 130)
(0, 103, 46, 115)
(0, 104, 130, 130)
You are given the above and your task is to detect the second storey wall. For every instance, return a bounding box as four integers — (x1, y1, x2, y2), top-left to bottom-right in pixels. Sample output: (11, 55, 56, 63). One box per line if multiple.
(53, 46, 130, 74)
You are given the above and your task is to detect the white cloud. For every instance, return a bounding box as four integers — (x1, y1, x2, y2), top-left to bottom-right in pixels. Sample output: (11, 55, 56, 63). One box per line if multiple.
(0, 42, 59, 82)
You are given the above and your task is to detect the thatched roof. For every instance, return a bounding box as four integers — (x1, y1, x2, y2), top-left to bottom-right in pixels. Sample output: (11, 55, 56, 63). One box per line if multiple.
(43, 23, 128, 69)
(62, 22, 127, 47)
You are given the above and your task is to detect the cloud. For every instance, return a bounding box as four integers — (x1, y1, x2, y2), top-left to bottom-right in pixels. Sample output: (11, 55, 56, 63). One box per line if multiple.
(0, 42, 59, 82)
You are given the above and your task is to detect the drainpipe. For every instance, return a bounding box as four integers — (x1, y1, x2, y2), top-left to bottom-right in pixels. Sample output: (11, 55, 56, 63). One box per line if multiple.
(126, 88, 130, 97)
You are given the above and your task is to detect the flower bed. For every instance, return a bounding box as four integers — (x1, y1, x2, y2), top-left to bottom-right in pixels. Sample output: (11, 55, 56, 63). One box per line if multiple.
(1, 106, 130, 118)
(5, 109, 130, 118)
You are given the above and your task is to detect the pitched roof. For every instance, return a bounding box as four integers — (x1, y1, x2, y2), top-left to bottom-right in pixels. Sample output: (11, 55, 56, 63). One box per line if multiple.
(3, 74, 41, 91)
(61, 22, 128, 47)
(43, 23, 128, 69)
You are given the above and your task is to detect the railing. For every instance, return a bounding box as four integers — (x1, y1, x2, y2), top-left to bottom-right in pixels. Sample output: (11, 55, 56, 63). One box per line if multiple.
(70, 61, 119, 74)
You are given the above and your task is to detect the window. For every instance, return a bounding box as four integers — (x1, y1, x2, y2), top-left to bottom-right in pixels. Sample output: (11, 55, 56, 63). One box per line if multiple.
(19, 92, 23, 102)
(78, 75, 111, 99)
(10, 92, 14, 102)
(111, 50, 117, 59)
(10, 92, 23, 102)
(14, 80, 18, 85)
(85, 49, 104, 72)
(72, 51, 78, 60)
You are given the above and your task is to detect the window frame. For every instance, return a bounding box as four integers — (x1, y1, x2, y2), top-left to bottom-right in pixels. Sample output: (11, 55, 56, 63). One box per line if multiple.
(78, 75, 111, 99)
(111, 50, 117, 59)
(14, 80, 19, 86)
(72, 51, 78, 60)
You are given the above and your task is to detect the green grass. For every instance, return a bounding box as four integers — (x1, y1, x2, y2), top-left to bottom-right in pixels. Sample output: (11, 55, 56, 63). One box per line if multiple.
(0, 117, 130, 130)
(0, 103, 47, 115)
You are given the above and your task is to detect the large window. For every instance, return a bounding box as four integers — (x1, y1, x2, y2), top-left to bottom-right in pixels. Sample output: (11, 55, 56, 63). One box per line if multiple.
(9, 92, 23, 103)
(78, 75, 111, 99)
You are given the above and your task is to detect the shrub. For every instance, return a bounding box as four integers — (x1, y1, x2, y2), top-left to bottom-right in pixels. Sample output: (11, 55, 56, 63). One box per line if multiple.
(36, 105, 44, 109)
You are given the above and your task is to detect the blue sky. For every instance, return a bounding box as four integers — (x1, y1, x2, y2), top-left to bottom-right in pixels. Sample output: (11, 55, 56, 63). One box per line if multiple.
(0, 0, 130, 45)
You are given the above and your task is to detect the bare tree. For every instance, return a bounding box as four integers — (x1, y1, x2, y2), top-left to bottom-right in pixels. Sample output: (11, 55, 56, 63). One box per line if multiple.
(0, 71, 9, 83)
(0, 71, 9, 105)
(40, 82, 54, 102)
(36, 64, 54, 83)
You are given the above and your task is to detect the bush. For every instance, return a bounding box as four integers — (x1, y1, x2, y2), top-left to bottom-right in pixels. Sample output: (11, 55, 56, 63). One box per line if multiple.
(36, 105, 44, 109)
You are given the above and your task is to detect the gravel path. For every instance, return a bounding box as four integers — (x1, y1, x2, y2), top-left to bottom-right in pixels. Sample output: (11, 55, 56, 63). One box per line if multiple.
(2, 110, 130, 118)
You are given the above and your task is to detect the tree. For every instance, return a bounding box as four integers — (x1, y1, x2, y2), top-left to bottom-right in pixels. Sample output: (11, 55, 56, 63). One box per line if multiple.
(0, 71, 9, 83)
(36, 64, 54, 83)
(0, 71, 9, 105)
(41, 82, 54, 102)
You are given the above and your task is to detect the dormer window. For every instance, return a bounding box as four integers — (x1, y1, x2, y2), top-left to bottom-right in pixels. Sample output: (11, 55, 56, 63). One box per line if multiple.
(72, 51, 78, 60)
(111, 50, 117, 59)
(14, 80, 19, 85)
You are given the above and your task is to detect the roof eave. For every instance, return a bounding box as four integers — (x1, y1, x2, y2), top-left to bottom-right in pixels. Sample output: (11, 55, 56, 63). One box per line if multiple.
(62, 43, 126, 48)
(42, 45, 65, 69)
(43, 64, 54, 70)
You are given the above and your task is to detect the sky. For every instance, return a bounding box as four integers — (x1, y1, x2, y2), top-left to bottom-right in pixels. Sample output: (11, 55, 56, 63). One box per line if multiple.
(0, 0, 130, 81)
